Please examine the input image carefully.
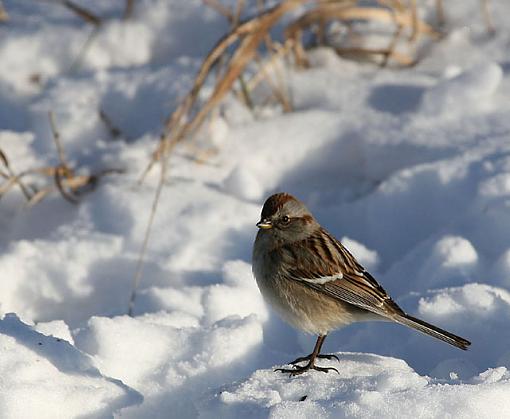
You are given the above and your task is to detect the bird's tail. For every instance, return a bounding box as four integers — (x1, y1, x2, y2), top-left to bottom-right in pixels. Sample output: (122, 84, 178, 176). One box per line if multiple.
(395, 314, 471, 350)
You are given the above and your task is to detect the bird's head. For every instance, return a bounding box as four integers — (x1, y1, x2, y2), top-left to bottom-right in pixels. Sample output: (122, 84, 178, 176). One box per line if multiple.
(256, 193, 319, 244)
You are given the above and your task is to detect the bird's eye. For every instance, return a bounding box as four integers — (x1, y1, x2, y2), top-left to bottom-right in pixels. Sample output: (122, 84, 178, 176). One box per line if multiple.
(281, 215, 291, 225)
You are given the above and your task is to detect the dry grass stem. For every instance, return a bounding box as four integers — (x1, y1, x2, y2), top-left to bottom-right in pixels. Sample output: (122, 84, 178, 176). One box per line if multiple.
(435, 0, 445, 26)
(203, 0, 234, 21)
(99, 109, 123, 139)
(68, 26, 101, 73)
(49, 111, 69, 169)
(0, 113, 123, 206)
(482, 0, 495, 34)
(128, 159, 167, 317)
(141, 0, 305, 181)
(409, 0, 419, 42)
(285, 3, 439, 67)
(123, 0, 136, 20)
(61, 0, 102, 26)
(0, 1, 8, 22)
(0, 148, 33, 201)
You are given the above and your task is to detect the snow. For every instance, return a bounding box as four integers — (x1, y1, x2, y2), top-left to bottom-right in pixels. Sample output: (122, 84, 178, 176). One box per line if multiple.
(0, 314, 142, 418)
(1, 0, 510, 417)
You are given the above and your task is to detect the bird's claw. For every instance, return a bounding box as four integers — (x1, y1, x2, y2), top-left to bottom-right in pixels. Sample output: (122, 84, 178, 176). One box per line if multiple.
(290, 353, 339, 365)
(275, 363, 340, 376)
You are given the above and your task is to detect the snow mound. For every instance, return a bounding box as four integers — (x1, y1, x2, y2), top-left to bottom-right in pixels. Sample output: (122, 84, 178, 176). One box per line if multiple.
(0, 314, 142, 418)
(421, 63, 503, 116)
(200, 353, 510, 419)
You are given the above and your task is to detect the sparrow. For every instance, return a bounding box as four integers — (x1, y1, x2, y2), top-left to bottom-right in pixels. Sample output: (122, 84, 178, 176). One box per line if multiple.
(252, 192, 471, 375)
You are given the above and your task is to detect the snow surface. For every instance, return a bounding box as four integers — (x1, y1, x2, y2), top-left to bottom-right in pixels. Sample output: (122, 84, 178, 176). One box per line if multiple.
(1, 0, 510, 417)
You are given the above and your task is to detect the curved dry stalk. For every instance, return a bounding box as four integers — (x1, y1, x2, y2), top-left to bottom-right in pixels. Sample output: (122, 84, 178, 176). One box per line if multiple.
(60, 0, 102, 26)
(481, 0, 495, 34)
(0, 148, 33, 201)
(128, 156, 168, 317)
(0, 148, 9, 168)
(123, 0, 135, 20)
(141, 0, 307, 182)
(26, 187, 53, 208)
(0, 2, 8, 22)
(334, 46, 414, 66)
(285, 3, 439, 67)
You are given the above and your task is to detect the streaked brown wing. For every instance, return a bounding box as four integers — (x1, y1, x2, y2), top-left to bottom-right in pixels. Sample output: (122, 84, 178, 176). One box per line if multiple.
(283, 228, 404, 317)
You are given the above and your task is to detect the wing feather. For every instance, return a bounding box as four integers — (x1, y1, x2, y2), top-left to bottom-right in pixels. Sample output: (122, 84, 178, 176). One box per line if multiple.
(283, 228, 404, 317)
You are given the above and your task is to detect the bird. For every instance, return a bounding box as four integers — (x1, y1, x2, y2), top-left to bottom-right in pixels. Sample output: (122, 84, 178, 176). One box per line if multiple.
(252, 192, 471, 376)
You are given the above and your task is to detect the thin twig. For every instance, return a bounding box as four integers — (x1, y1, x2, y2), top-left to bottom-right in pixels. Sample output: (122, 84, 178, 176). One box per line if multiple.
(203, 0, 234, 20)
(55, 170, 79, 204)
(334, 46, 415, 66)
(68, 26, 101, 73)
(128, 151, 170, 316)
(435, 0, 445, 26)
(62, 0, 102, 26)
(48, 111, 68, 168)
(48, 111, 80, 203)
(0, 148, 32, 200)
(481, 0, 495, 34)
(233, 0, 245, 26)
(123, 0, 135, 20)
(0, 1, 8, 22)
(381, 23, 403, 67)
(99, 108, 123, 139)
(409, 0, 418, 43)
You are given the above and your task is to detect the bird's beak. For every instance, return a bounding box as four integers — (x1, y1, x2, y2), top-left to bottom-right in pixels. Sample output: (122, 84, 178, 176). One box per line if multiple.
(256, 219, 272, 229)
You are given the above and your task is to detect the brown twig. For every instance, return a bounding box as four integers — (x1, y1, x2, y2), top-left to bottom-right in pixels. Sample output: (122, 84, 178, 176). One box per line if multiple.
(381, 23, 404, 67)
(61, 0, 102, 26)
(0, 1, 8, 22)
(128, 148, 168, 317)
(409, 0, 419, 43)
(435, 0, 445, 26)
(99, 108, 123, 139)
(285, 3, 438, 67)
(123, 0, 136, 20)
(203, 0, 234, 21)
(481, 0, 495, 34)
(67, 26, 101, 73)
(0, 148, 33, 201)
(48, 111, 79, 203)
(48, 111, 69, 169)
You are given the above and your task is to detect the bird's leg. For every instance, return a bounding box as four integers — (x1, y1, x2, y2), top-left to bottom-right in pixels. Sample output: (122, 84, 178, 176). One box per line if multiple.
(275, 335, 339, 376)
(289, 334, 339, 365)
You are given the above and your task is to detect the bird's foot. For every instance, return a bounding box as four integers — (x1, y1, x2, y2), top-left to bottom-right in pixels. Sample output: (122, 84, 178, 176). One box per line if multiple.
(275, 363, 339, 376)
(289, 353, 339, 365)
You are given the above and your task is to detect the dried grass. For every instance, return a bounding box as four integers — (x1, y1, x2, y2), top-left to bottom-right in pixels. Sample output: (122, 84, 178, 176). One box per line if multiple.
(123, 0, 136, 20)
(143, 0, 442, 176)
(0, 112, 122, 207)
(58, 0, 102, 26)
(0, 1, 8, 22)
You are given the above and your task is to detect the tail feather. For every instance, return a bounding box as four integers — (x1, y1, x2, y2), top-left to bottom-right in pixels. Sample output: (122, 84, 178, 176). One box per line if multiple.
(395, 314, 471, 350)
